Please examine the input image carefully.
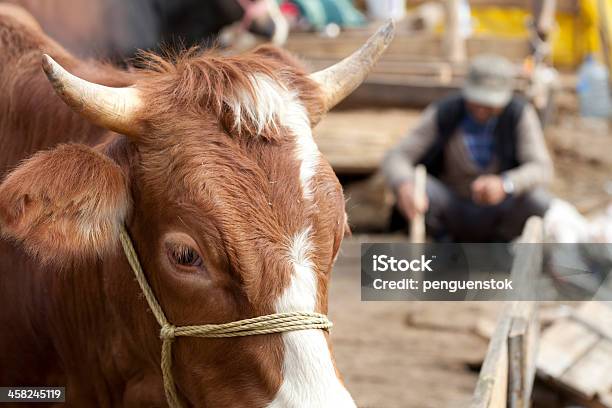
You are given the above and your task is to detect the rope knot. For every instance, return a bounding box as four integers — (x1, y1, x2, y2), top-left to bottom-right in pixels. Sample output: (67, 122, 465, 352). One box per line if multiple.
(160, 324, 176, 340)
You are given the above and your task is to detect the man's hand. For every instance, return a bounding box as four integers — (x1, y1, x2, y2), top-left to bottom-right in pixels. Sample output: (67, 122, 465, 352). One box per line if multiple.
(397, 181, 429, 220)
(471, 175, 506, 205)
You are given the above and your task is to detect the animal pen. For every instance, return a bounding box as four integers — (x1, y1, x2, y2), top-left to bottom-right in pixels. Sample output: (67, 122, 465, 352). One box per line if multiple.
(470, 215, 612, 408)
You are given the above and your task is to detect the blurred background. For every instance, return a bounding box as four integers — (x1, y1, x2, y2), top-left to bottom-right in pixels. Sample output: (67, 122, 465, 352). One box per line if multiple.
(5, 0, 612, 406)
(233, 6, 612, 406)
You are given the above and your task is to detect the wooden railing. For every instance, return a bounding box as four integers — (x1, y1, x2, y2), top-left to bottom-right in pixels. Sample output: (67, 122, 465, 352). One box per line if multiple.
(471, 216, 544, 408)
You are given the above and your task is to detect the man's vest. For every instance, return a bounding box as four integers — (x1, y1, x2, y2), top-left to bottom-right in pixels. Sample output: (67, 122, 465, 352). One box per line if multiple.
(418, 93, 527, 177)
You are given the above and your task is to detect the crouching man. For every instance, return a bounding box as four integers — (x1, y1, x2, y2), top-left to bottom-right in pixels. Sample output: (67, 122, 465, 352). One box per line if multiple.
(382, 55, 554, 242)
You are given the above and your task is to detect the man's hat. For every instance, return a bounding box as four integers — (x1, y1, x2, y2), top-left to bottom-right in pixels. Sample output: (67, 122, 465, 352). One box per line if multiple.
(463, 55, 516, 108)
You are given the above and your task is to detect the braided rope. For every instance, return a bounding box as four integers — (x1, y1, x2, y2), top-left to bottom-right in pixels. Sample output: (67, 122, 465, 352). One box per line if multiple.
(119, 226, 332, 408)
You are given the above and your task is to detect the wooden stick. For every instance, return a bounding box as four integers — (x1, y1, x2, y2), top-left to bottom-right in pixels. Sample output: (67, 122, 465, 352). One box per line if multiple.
(533, 0, 557, 41)
(443, 0, 467, 63)
(596, 0, 612, 94)
(410, 165, 427, 243)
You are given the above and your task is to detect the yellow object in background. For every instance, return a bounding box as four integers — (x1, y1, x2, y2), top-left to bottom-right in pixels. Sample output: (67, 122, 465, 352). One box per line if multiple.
(471, 7, 530, 38)
(469, 0, 612, 67)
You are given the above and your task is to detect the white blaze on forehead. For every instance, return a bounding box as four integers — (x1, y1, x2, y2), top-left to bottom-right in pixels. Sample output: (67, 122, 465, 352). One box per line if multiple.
(282, 95, 319, 201)
(269, 228, 356, 408)
(240, 75, 355, 407)
(229, 73, 320, 200)
(226, 73, 284, 136)
(281, 227, 316, 310)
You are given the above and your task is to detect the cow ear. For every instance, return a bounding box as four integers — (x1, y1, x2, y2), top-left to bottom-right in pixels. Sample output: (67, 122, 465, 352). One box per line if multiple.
(0, 144, 130, 265)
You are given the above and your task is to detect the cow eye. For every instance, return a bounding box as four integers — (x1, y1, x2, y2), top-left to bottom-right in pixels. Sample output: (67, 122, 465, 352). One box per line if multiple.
(168, 244, 203, 268)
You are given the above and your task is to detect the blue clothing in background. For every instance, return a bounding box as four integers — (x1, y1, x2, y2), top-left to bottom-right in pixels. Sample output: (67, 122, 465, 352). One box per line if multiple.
(460, 115, 498, 169)
(290, 0, 365, 30)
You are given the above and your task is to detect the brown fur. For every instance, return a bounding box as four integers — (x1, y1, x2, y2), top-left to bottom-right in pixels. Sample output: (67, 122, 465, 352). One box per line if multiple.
(0, 6, 348, 407)
(134, 45, 325, 139)
(0, 144, 129, 264)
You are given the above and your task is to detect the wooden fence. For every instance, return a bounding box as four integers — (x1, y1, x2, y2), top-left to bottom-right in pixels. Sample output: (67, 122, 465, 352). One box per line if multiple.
(471, 216, 544, 408)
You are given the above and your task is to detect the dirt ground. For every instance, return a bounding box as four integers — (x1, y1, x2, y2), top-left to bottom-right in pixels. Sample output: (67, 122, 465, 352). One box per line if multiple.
(328, 236, 501, 408)
(323, 110, 611, 407)
(547, 116, 612, 214)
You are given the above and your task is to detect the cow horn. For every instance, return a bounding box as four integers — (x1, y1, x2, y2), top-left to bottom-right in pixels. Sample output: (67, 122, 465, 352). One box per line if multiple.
(42, 54, 142, 136)
(309, 20, 395, 112)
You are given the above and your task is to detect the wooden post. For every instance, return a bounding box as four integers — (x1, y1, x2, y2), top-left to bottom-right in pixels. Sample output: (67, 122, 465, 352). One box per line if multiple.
(508, 318, 528, 407)
(508, 216, 543, 408)
(510, 216, 544, 298)
(532, 0, 557, 42)
(596, 0, 612, 94)
(410, 165, 427, 243)
(471, 304, 512, 408)
(530, 0, 557, 65)
(508, 309, 540, 408)
(444, 0, 466, 64)
(471, 217, 543, 408)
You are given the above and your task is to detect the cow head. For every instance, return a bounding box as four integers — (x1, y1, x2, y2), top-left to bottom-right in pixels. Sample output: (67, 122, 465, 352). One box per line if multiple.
(0, 22, 393, 407)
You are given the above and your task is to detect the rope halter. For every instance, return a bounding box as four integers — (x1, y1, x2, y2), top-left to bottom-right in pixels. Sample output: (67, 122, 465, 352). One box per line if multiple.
(118, 226, 333, 408)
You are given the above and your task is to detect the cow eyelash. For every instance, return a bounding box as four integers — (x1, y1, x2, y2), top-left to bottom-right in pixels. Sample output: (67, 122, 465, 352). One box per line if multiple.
(168, 244, 203, 268)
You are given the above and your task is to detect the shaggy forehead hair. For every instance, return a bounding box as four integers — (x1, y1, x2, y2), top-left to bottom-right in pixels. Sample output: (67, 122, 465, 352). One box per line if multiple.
(127, 45, 332, 227)
(120, 46, 342, 306)
(134, 46, 325, 141)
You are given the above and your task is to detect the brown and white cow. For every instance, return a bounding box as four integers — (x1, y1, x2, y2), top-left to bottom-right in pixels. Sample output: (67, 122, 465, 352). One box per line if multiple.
(0, 5, 393, 407)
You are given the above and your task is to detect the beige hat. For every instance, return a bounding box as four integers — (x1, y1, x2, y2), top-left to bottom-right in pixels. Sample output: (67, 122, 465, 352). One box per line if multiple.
(463, 55, 516, 108)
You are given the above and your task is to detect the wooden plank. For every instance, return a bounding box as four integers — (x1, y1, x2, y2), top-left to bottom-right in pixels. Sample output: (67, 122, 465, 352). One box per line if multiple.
(305, 59, 461, 81)
(508, 309, 540, 408)
(410, 165, 427, 243)
(286, 32, 447, 60)
(536, 303, 612, 407)
(472, 304, 540, 408)
(313, 109, 418, 174)
(572, 302, 612, 340)
(508, 318, 528, 408)
(489, 340, 509, 408)
(524, 311, 540, 403)
(474, 316, 497, 340)
(471, 304, 513, 408)
(561, 339, 612, 399)
(334, 79, 461, 110)
(537, 318, 600, 378)
(330, 73, 530, 110)
(506, 218, 542, 408)
(286, 33, 532, 63)
(472, 218, 544, 408)
(290, 29, 533, 110)
(510, 216, 543, 299)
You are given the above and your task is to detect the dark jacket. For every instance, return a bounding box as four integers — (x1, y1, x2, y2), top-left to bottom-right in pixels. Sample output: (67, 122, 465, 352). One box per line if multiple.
(418, 93, 527, 177)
